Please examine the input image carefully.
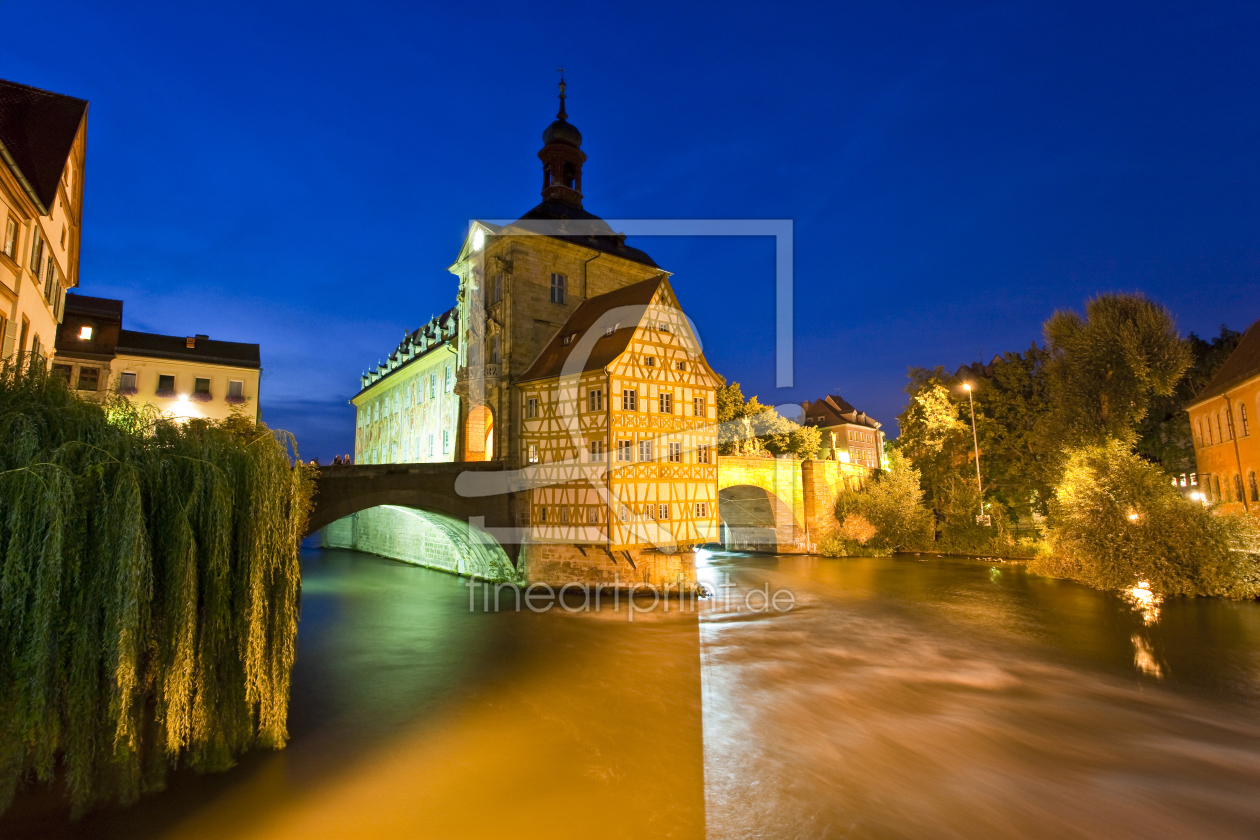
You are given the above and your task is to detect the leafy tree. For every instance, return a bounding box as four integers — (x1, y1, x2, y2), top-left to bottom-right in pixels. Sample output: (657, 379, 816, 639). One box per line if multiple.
(1043, 293, 1192, 452)
(824, 450, 933, 554)
(714, 381, 820, 458)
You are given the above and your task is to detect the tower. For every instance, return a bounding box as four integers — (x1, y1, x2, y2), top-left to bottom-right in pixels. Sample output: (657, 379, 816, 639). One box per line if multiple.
(538, 76, 586, 206)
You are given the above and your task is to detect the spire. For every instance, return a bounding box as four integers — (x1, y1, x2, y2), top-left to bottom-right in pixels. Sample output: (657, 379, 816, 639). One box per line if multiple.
(557, 68, 568, 120)
(538, 70, 586, 205)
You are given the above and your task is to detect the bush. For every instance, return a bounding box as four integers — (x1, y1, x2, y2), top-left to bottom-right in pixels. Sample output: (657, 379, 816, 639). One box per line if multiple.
(0, 362, 314, 816)
(1030, 442, 1260, 596)
(827, 452, 934, 553)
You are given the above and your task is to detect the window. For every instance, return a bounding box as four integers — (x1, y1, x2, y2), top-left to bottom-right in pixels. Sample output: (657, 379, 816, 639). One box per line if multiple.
(617, 440, 632, 461)
(604, 325, 616, 337)
(526, 397, 538, 418)
(590, 440, 604, 460)
(30, 233, 43, 274)
(587, 508, 599, 524)
(3, 218, 15, 258)
(676, 361, 686, 371)
(51, 363, 72, 380)
(76, 367, 99, 391)
(639, 440, 653, 461)
(658, 322, 671, 332)
(1215, 414, 1222, 444)
(645, 356, 656, 367)
(658, 504, 670, 520)
(622, 389, 637, 411)
(550, 273, 566, 304)
(644, 504, 655, 520)
(490, 335, 500, 365)
(659, 393, 673, 414)
(1241, 404, 1250, 437)
(619, 505, 628, 523)
(668, 442, 682, 462)
(445, 365, 452, 391)
(431, 373, 437, 398)
(1194, 419, 1203, 449)
(560, 507, 569, 524)
(227, 379, 243, 401)
(697, 444, 711, 464)
(1235, 474, 1245, 503)
(539, 506, 547, 523)
(528, 443, 539, 464)
(443, 429, 450, 453)
(588, 389, 603, 411)
(562, 334, 573, 346)
(694, 396, 706, 418)
(1225, 409, 1235, 440)
(428, 434, 435, 456)
(194, 377, 210, 396)
(1250, 471, 1259, 503)
(695, 502, 708, 518)
(493, 273, 503, 303)
(78, 325, 93, 340)
(157, 374, 175, 395)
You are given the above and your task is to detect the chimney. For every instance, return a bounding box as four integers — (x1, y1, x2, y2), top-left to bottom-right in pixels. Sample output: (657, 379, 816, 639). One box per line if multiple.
(186, 337, 195, 348)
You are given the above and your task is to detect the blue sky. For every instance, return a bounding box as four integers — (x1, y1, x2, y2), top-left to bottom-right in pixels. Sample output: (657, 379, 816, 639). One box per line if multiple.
(3, 0, 1258, 458)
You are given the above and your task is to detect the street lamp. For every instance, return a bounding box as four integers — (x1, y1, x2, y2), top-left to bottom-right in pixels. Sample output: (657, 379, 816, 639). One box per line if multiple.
(963, 383, 986, 524)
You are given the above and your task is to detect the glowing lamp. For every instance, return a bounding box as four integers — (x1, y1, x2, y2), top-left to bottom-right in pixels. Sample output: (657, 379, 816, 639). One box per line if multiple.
(78, 325, 93, 340)
(963, 383, 971, 391)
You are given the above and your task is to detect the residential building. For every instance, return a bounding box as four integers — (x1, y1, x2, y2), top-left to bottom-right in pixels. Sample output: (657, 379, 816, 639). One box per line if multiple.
(800, 394, 885, 469)
(1187, 318, 1260, 514)
(353, 310, 459, 464)
(0, 78, 87, 363)
(53, 293, 261, 421)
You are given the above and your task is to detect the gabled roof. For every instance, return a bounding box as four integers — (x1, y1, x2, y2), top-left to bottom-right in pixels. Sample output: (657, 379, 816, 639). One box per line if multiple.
(801, 394, 882, 431)
(64, 293, 122, 321)
(0, 78, 87, 213)
(518, 275, 666, 382)
(116, 330, 261, 368)
(1189, 318, 1260, 408)
(509, 199, 659, 267)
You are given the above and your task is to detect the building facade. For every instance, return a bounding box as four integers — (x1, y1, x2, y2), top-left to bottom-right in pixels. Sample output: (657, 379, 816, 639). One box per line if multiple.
(352, 309, 459, 465)
(54, 293, 261, 421)
(0, 78, 87, 365)
(1187, 318, 1260, 514)
(801, 395, 886, 469)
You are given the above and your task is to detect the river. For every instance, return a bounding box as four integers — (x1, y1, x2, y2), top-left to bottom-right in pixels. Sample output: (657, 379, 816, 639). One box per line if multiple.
(5, 547, 1260, 839)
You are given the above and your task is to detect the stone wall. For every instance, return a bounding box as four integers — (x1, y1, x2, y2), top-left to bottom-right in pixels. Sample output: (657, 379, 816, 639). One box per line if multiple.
(522, 541, 698, 593)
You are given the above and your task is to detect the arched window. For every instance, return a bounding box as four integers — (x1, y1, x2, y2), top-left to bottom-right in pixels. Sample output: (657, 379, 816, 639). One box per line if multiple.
(1225, 408, 1235, 440)
(1241, 403, 1250, 437)
(1195, 418, 1203, 448)
(1234, 474, 1245, 503)
(1213, 475, 1222, 501)
(1216, 413, 1224, 443)
(1249, 471, 1259, 503)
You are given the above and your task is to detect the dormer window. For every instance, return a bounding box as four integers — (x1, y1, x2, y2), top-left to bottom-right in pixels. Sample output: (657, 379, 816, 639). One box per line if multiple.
(604, 325, 616, 336)
(562, 334, 574, 346)
(645, 356, 656, 367)
(675, 361, 686, 371)
(658, 323, 671, 332)
(78, 325, 93, 340)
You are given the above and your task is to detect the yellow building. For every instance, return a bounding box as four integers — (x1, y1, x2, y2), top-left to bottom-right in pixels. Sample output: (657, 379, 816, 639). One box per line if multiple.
(517, 275, 720, 551)
(0, 78, 87, 364)
(800, 394, 886, 468)
(53, 293, 261, 421)
(352, 309, 459, 464)
(1187, 318, 1260, 514)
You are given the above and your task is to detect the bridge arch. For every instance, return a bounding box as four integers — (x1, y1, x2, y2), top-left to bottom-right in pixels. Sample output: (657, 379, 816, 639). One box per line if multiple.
(715, 456, 808, 552)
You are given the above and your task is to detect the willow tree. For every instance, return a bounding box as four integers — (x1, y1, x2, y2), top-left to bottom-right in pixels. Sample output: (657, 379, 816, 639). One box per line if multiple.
(0, 361, 314, 817)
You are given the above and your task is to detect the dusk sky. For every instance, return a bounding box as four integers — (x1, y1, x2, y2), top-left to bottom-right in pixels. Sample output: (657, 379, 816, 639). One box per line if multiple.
(3, 1, 1257, 458)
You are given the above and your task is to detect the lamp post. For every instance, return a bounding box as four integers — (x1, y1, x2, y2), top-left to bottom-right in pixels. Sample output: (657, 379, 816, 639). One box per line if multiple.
(964, 383, 985, 522)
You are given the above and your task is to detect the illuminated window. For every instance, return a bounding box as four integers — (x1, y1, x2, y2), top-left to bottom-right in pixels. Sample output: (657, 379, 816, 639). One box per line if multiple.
(693, 396, 705, 417)
(528, 443, 539, 464)
(659, 393, 673, 414)
(550, 273, 566, 304)
(526, 397, 538, 418)
(588, 389, 603, 411)
(2, 217, 15, 257)
(78, 324, 93, 340)
(617, 440, 632, 461)
(638, 440, 653, 461)
(76, 367, 99, 391)
(668, 442, 681, 462)
(622, 389, 637, 411)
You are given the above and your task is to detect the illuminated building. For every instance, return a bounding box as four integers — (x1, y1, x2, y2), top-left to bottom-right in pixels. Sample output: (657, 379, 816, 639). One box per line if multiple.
(0, 78, 87, 364)
(800, 395, 885, 468)
(1187, 318, 1260, 513)
(53, 293, 261, 421)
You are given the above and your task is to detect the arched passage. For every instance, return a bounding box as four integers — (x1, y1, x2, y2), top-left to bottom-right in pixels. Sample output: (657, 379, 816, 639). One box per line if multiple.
(464, 405, 494, 462)
(717, 485, 799, 553)
(322, 505, 517, 582)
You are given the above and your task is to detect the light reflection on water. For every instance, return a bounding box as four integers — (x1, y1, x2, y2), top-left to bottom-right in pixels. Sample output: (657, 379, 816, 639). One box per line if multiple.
(7, 548, 1260, 839)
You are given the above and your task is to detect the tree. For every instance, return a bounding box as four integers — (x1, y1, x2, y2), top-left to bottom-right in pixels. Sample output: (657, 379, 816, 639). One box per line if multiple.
(1043, 293, 1192, 452)
(825, 450, 933, 553)
(714, 380, 820, 458)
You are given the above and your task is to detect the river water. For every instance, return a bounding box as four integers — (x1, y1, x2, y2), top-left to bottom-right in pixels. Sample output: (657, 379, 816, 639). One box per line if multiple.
(6, 547, 1260, 839)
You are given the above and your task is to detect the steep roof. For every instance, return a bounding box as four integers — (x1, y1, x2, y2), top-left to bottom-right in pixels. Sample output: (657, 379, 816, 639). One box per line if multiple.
(518, 275, 666, 382)
(0, 78, 87, 213)
(64, 293, 122, 321)
(1190, 318, 1260, 407)
(510, 200, 659, 268)
(116, 330, 261, 368)
(801, 394, 882, 431)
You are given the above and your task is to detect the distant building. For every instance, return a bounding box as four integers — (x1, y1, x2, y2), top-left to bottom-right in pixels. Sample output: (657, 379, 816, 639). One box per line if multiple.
(0, 78, 88, 364)
(1186, 318, 1260, 514)
(353, 309, 459, 464)
(53, 293, 261, 421)
(800, 395, 885, 468)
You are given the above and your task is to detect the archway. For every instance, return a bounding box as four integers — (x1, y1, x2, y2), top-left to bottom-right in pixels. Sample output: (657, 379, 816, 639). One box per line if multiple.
(321, 505, 517, 582)
(464, 405, 494, 462)
(717, 485, 797, 553)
